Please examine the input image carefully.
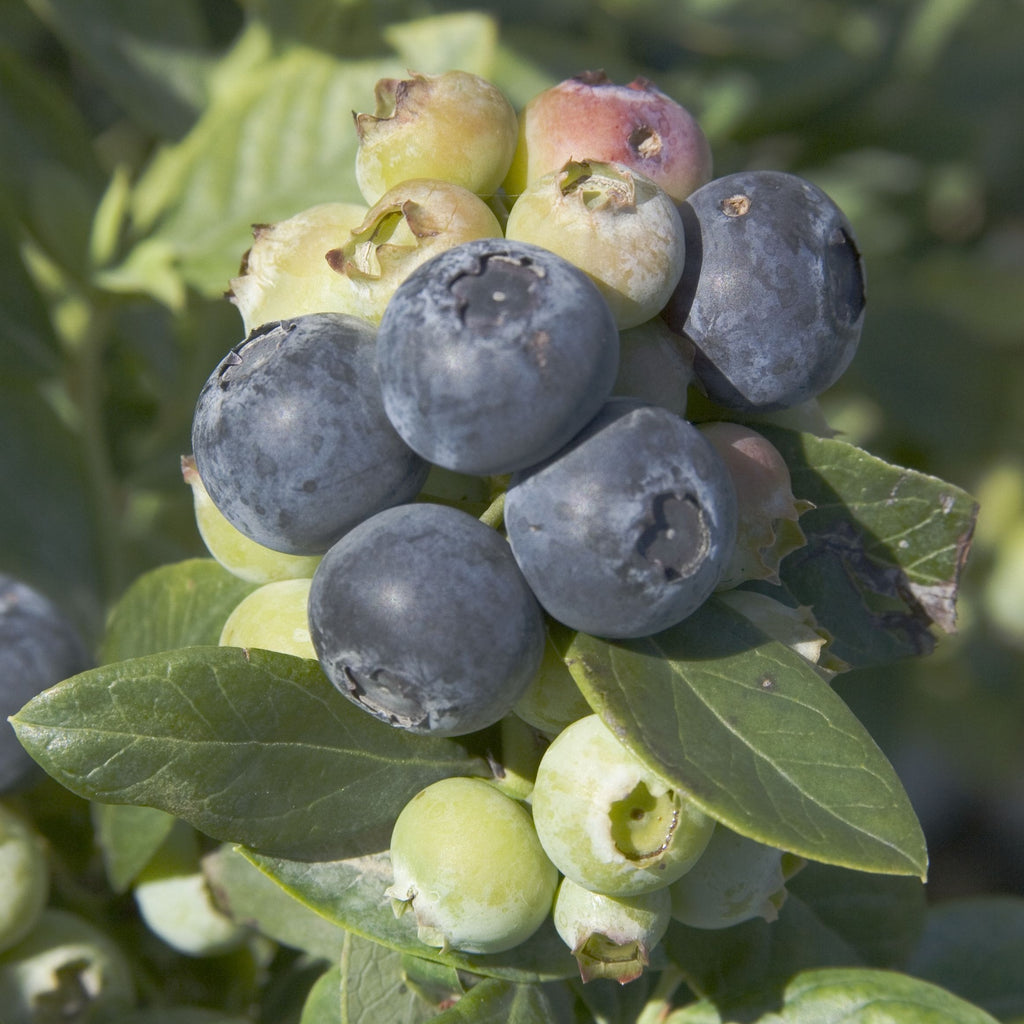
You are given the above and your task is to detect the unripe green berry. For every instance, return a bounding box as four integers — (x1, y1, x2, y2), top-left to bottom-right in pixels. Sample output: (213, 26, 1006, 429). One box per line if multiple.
(505, 160, 685, 329)
(386, 777, 558, 954)
(0, 804, 49, 954)
(0, 909, 136, 1024)
(182, 457, 321, 584)
(354, 71, 518, 204)
(668, 824, 799, 930)
(219, 578, 316, 660)
(531, 714, 714, 897)
(552, 876, 670, 985)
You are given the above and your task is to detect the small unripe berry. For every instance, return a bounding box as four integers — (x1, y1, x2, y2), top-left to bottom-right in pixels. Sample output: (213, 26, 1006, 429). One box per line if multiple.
(386, 777, 558, 954)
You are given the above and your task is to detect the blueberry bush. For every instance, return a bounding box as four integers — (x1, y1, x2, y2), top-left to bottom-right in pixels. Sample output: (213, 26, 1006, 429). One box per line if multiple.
(3, 1, 1023, 1022)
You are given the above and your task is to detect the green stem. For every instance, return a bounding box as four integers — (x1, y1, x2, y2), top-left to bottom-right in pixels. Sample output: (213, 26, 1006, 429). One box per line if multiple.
(636, 965, 688, 1024)
(478, 491, 506, 531)
(66, 295, 127, 609)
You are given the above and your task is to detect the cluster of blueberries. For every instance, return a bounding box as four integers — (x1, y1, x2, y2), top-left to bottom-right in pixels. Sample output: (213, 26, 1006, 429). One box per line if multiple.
(186, 69, 864, 965)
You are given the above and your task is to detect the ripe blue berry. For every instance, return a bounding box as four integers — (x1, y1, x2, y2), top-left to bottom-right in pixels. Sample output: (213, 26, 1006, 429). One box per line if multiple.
(376, 238, 619, 475)
(1, 576, 91, 794)
(191, 313, 429, 555)
(308, 502, 545, 737)
(663, 170, 865, 411)
(505, 398, 737, 639)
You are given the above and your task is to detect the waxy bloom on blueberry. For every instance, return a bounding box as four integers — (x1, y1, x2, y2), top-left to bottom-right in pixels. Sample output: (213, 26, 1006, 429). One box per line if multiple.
(386, 777, 558, 954)
(531, 714, 715, 897)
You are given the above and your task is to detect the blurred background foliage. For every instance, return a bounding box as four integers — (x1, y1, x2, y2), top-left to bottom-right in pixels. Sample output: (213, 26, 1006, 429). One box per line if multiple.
(2, 0, 1022, 903)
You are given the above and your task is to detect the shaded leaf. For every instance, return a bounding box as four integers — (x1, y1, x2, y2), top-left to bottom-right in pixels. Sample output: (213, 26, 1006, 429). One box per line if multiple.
(340, 932, 437, 1024)
(760, 428, 978, 667)
(432, 976, 576, 1023)
(100, 558, 259, 663)
(25, 0, 216, 138)
(786, 861, 926, 970)
(904, 897, 1024, 1022)
(92, 802, 177, 893)
(242, 848, 578, 984)
(11, 647, 488, 860)
(204, 845, 347, 963)
(567, 598, 927, 878)
(300, 966, 341, 1024)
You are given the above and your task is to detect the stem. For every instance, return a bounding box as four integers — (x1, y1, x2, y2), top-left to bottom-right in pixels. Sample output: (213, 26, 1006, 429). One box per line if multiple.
(478, 491, 506, 531)
(636, 965, 688, 1024)
(65, 294, 127, 609)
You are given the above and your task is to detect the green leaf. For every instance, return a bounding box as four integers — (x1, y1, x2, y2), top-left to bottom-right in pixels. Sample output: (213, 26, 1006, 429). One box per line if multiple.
(301, 966, 341, 1024)
(760, 428, 978, 667)
(25, 0, 216, 138)
(567, 598, 928, 878)
(669, 967, 1001, 1023)
(100, 558, 259, 662)
(339, 932, 438, 1024)
(0, 383, 105, 639)
(786, 861, 927, 969)
(904, 897, 1024, 1021)
(92, 802, 177, 893)
(241, 848, 579, 984)
(204, 844, 348, 963)
(432, 977, 576, 1023)
(10, 646, 488, 860)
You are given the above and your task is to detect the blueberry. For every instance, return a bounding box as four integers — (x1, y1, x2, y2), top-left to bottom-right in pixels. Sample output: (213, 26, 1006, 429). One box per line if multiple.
(191, 313, 430, 555)
(662, 170, 866, 412)
(308, 502, 545, 736)
(1, 576, 92, 794)
(376, 238, 619, 475)
(505, 397, 737, 639)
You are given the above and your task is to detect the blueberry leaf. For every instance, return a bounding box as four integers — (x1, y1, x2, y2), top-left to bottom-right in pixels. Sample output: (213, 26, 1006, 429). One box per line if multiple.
(299, 966, 341, 1024)
(668, 967, 1001, 1024)
(92, 803, 176, 894)
(241, 848, 578, 984)
(339, 932, 439, 1024)
(904, 897, 1024, 1021)
(100, 558, 259, 663)
(204, 845, 347, 963)
(759, 427, 978, 667)
(567, 598, 928, 878)
(10, 646, 488, 860)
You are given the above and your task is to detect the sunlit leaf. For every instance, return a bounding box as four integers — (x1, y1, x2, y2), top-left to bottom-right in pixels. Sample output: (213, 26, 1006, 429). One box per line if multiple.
(568, 598, 927, 878)
(11, 647, 488, 860)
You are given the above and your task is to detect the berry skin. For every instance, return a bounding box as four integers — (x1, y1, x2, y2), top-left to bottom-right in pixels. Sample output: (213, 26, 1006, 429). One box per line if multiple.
(181, 457, 321, 584)
(504, 71, 712, 203)
(0, 909, 136, 1023)
(613, 317, 695, 418)
(531, 714, 715, 897)
(191, 314, 429, 556)
(552, 876, 670, 985)
(697, 422, 812, 589)
(377, 238, 619, 475)
(324, 178, 502, 323)
(228, 201, 369, 335)
(308, 502, 545, 737)
(219, 578, 316, 660)
(668, 824, 800, 930)
(354, 71, 518, 204)
(0, 576, 91, 794)
(662, 170, 866, 412)
(505, 160, 686, 329)
(385, 776, 558, 954)
(0, 804, 49, 954)
(505, 398, 737, 639)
